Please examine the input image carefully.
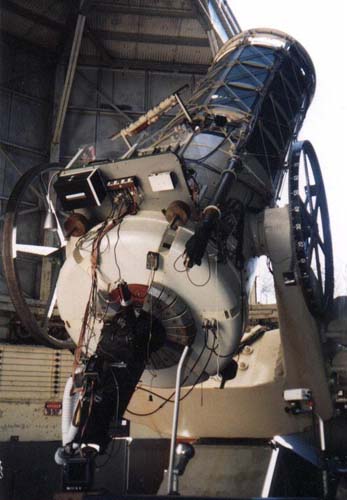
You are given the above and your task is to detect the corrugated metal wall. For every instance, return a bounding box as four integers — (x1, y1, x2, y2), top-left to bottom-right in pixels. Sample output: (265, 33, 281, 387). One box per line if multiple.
(0, 38, 53, 300)
(0, 343, 73, 441)
(60, 67, 195, 160)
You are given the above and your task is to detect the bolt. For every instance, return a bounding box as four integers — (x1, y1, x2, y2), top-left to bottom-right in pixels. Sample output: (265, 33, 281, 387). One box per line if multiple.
(243, 345, 253, 355)
(239, 361, 248, 371)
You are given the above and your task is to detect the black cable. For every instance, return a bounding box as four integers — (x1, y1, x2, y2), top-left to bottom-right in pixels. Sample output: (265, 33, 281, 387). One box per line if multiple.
(127, 333, 216, 417)
(134, 386, 175, 403)
(95, 438, 122, 469)
(94, 368, 121, 469)
(184, 129, 234, 163)
(76, 210, 128, 356)
(113, 220, 123, 283)
(173, 252, 187, 273)
(110, 369, 120, 425)
(203, 324, 219, 353)
(266, 257, 274, 275)
(179, 347, 214, 402)
(174, 251, 211, 287)
(235, 329, 266, 354)
(185, 158, 221, 175)
(185, 253, 211, 287)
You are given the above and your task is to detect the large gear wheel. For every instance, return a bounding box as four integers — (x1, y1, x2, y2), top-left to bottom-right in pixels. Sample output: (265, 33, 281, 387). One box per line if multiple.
(2, 162, 74, 349)
(288, 140, 334, 317)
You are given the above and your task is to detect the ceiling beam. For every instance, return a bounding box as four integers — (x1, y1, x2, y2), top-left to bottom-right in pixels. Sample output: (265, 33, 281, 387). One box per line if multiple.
(2, 2, 209, 49)
(92, 30, 209, 48)
(0, 31, 57, 59)
(79, 57, 209, 75)
(2, 0, 64, 32)
(91, 3, 196, 18)
(0, 31, 209, 76)
(85, 24, 114, 65)
(0, 140, 47, 160)
(2, 1, 199, 36)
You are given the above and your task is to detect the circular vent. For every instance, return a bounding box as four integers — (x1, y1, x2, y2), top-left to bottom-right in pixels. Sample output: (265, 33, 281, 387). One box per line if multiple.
(109, 282, 196, 369)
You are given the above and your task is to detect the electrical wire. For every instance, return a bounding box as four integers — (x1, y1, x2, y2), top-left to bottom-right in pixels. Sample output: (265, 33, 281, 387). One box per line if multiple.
(95, 438, 117, 468)
(95, 438, 124, 469)
(79, 380, 95, 443)
(113, 219, 123, 284)
(185, 158, 222, 175)
(173, 252, 188, 273)
(126, 332, 216, 417)
(173, 251, 211, 287)
(110, 369, 120, 430)
(185, 254, 211, 287)
(72, 199, 131, 380)
(146, 270, 155, 364)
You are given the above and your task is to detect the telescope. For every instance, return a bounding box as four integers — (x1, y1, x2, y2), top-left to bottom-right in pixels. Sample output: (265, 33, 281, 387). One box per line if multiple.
(2, 28, 335, 488)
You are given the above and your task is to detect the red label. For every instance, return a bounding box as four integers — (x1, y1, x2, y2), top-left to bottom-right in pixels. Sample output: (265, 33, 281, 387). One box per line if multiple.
(44, 401, 62, 416)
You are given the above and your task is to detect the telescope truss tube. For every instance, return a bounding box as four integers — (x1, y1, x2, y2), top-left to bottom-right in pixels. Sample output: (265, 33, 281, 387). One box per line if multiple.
(2, 29, 322, 469)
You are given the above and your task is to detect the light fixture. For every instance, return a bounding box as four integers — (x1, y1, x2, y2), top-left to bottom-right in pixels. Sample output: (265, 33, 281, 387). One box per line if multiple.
(43, 206, 58, 231)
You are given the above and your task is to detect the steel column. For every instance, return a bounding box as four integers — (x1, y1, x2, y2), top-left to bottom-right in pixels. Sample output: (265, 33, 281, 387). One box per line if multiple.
(51, 13, 86, 158)
(167, 345, 190, 495)
(192, 0, 222, 56)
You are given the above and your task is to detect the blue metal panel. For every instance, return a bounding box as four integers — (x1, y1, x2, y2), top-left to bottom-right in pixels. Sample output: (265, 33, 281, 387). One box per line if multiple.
(9, 96, 50, 152)
(149, 72, 192, 108)
(99, 69, 115, 109)
(0, 156, 6, 197)
(12, 49, 54, 100)
(2, 150, 38, 196)
(113, 70, 146, 113)
(0, 91, 11, 140)
(0, 40, 16, 87)
(59, 67, 196, 162)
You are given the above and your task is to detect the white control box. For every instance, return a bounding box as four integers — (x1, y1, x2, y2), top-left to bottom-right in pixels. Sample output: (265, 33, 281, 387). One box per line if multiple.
(283, 388, 312, 401)
(148, 171, 174, 192)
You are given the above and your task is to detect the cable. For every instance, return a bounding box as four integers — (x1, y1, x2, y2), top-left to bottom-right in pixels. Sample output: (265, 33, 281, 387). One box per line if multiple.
(235, 329, 266, 355)
(96, 438, 116, 468)
(203, 323, 219, 353)
(95, 438, 123, 469)
(178, 347, 214, 402)
(126, 331, 216, 417)
(113, 220, 123, 284)
(266, 257, 274, 275)
(79, 380, 95, 443)
(185, 158, 222, 175)
(146, 277, 154, 363)
(173, 252, 187, 273)
(110, 369, 120, 428)
(185, 253, 211, 287)
(173, 252, 211, 287)
(73, 200, 130, 376)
